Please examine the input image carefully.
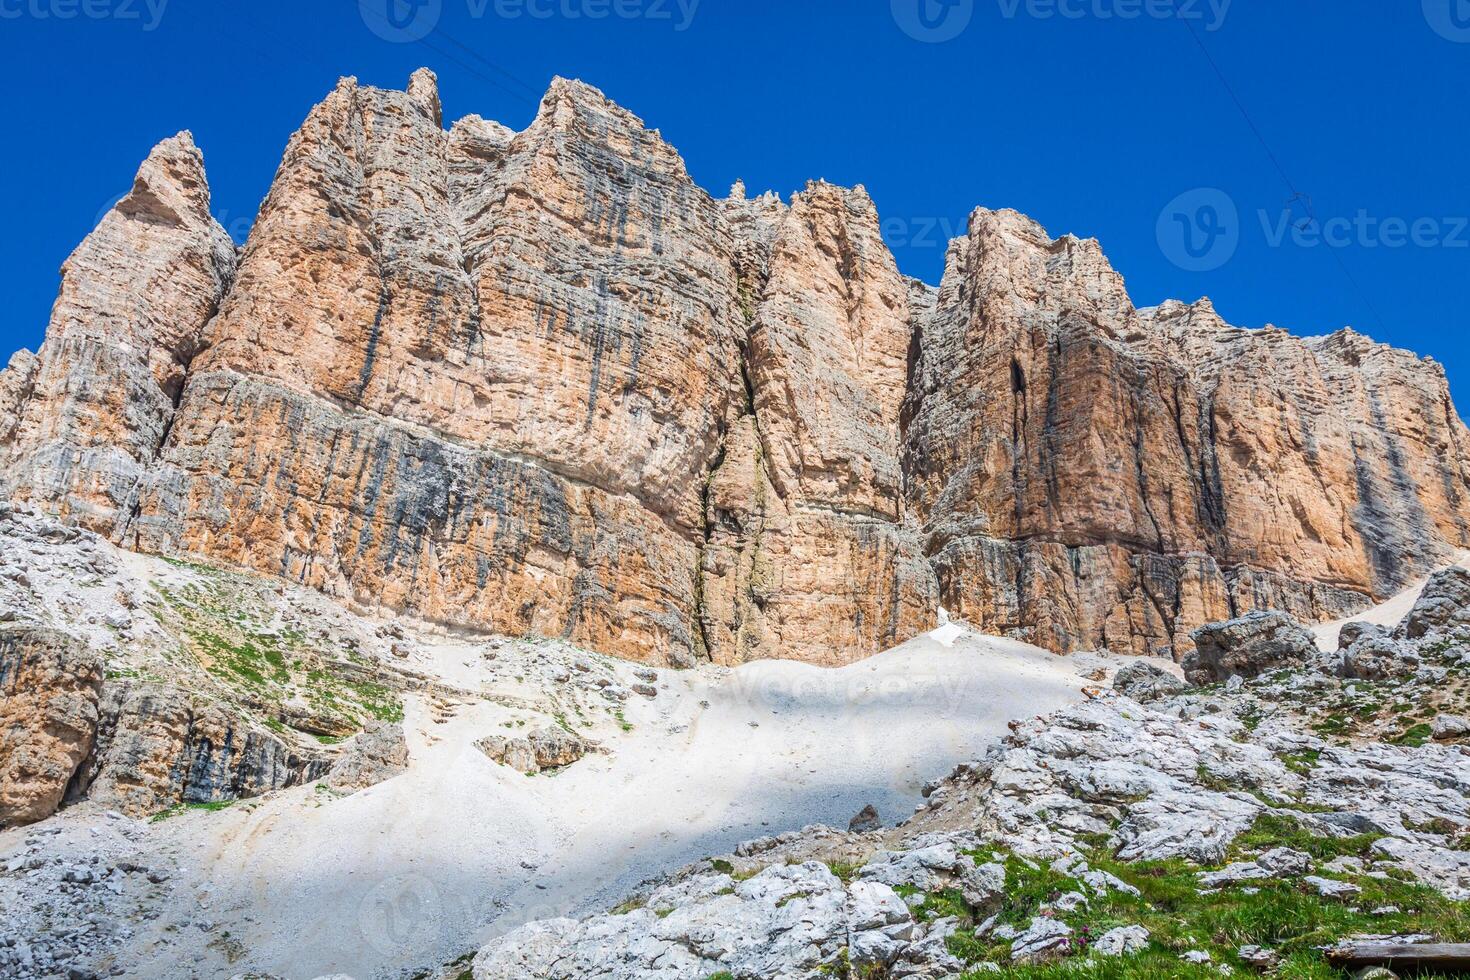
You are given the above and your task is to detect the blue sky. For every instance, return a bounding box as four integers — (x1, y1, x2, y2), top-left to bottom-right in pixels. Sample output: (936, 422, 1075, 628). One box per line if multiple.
(3, 1, 1468, 398)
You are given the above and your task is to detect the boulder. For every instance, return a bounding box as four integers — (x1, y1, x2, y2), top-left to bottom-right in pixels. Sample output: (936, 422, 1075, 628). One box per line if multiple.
(1185, 611, 1316, 685)
(1256, 847, 1312, 876)
(858, 843, 966, 892)
(1111, 660, 1187, 700)
(1432, 714, 1470, 740)
(1337, 620, 1384, 649)
(1398, 566, 1470, 639)
(1238, 945, 1279, 969)
(1094, 925, 1149, 956)
(848, 803, 882, 833)
(1339, 634, 1420, 681)
(325, 722, 409, 791)
(959, 860, 1008, 911)
(1009, 916, 1072, 963)
(477, 727, 588, 775)
(1303, 876, 1361, 899)
(1198, 846, 1311, 887)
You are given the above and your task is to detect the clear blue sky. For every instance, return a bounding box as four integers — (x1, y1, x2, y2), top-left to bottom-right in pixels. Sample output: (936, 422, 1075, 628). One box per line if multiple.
(3, 1, 1468, 398)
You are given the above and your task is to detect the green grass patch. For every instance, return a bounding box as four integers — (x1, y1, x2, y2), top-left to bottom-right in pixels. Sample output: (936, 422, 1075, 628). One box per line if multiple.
(1228, 812, 1383, 862)
(154, 576, 404, 739)
(1279, 749, 1320, 775)
(1311, 713, 1353, 737)
(959, 953, 1223, 978)
(1391, 722, 1434, 747)
(938, 809, 1468, 978)
(150, 799, 236, 823)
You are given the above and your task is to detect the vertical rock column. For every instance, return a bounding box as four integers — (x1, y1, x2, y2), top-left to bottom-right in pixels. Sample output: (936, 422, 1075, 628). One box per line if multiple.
(0, 134, 236, 535)
(701, 182, 936, 666)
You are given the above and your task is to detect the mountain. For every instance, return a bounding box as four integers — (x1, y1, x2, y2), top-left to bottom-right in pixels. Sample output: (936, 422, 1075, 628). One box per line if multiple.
(3, 69, 1468, 665)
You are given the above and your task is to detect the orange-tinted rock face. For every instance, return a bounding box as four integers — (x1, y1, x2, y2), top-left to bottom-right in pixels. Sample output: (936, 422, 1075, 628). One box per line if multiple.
(903, 210, 1470, 656)
(0, 133, 236, 531)
(695, 182, 936, 666)
(7, 73, 1470, 664)
(0, 626, 103, 827)
(122, 73, 747, 666)
(61, 71, 929, 667)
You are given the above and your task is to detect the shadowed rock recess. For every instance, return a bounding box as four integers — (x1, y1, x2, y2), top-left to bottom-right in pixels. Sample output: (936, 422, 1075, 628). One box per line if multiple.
(4, 69, 1470, 664)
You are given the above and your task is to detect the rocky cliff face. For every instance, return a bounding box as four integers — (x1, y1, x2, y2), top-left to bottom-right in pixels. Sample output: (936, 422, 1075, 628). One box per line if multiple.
(903, 210, 1470, 656)
(5, 71, 1469, 663)
(69, 681, 329, 818)
(0, 133, 236, 533)
(700, 181, 935, 665)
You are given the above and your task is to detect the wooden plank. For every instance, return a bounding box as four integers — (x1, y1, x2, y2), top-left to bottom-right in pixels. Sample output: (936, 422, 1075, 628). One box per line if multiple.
(1325, 941, 1470, 970)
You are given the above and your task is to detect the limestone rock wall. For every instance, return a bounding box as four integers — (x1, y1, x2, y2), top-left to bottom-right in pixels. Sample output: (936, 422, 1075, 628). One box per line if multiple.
(902, 210, 1470, 656)
(118, 72, 929, 667)
(0, 625, 328, 823)
(126, 72, 745, 666)
(0, 351, 37, 447)
(0, 133, 236, 533)
(697, 183, 936, 666)
(7, 72, 1470, 664)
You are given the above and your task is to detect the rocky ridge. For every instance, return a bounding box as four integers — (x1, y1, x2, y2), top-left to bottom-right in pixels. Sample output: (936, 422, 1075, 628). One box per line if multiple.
(3, 70, 1468, 666)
